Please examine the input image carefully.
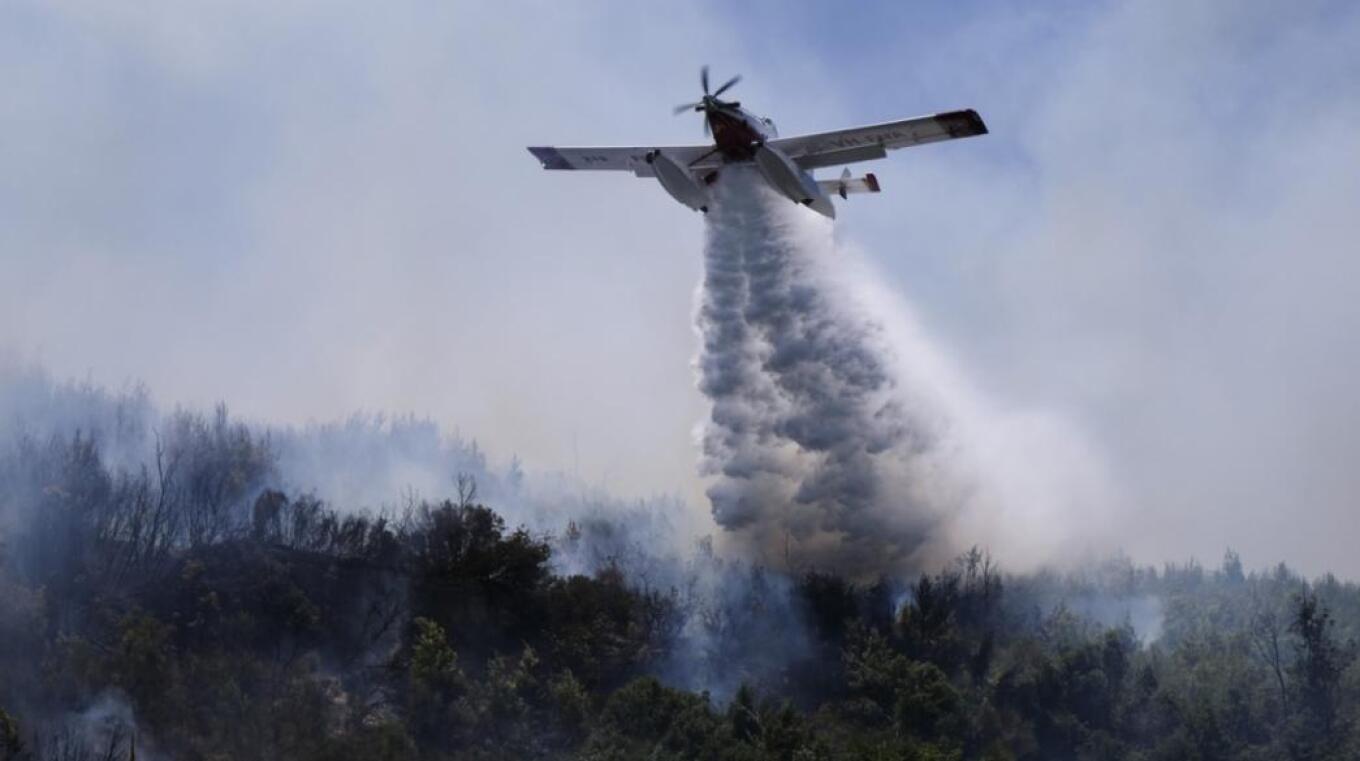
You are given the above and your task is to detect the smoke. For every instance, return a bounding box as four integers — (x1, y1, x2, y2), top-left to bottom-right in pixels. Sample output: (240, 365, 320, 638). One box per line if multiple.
(29, 692, 148, 761)
(694, 169, 1120, 576)
(0, 359, 698, 568)
(696, 170, 954, 575)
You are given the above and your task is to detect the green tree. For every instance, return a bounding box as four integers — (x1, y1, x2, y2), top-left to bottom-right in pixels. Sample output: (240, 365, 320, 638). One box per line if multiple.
(0, 708, 23, 761)
(1288, 590, 1355, 757)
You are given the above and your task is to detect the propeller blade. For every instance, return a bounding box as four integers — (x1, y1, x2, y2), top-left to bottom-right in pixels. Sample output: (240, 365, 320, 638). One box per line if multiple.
(673, 101, 703, 115)
(701, 65, 710, 94)
(703, 117, 710, 137)
(713, 74, 742, 97)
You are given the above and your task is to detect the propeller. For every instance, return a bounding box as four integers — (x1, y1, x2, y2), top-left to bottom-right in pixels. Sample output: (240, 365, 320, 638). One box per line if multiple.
(673, 65, 743, 137)
(713, 73, 741, 97)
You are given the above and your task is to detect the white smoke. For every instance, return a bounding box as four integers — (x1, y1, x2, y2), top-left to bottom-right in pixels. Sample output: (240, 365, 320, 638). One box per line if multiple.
(695, 168, 1119, 575)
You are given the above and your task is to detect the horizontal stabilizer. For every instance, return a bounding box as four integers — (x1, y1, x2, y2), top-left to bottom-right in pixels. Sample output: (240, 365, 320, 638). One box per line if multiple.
(817, 170, 881, 199)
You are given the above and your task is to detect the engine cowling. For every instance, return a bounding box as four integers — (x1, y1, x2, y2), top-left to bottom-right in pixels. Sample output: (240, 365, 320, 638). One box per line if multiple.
(753, 144, 835, 219)
(647, 150, 711, 212)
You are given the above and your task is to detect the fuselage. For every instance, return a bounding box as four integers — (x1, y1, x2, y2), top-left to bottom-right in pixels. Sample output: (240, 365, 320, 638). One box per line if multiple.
(707, 105, 777, 161)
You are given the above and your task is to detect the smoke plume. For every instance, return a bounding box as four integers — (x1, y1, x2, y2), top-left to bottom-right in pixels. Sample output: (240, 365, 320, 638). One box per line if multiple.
(696, 169, 966, 576)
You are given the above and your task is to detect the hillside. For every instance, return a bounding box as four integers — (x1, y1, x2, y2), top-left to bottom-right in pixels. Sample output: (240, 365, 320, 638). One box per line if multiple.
(1, 396, 1357, 760)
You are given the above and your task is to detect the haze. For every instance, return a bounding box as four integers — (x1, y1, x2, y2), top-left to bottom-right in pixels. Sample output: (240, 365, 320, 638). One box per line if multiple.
(3, 1, 1358, 574)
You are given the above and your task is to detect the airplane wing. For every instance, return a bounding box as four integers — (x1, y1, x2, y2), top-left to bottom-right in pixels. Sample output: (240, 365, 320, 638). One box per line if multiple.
(527, 145, 722, 178)
(768, 109, 987, 170)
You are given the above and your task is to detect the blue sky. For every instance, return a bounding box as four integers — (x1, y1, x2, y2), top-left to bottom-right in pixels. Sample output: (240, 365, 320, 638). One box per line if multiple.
(3, 1, 1359, 572)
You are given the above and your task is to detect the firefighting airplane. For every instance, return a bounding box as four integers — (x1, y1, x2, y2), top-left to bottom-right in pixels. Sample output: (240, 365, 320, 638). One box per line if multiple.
(528, 67, 987, 219)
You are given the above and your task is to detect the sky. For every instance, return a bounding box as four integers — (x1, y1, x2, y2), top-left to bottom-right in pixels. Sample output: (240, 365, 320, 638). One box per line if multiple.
(2, 1, 1359, 574)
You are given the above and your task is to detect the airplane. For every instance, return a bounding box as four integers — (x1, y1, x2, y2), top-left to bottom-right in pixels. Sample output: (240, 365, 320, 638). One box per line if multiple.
(527, 66, 987, 219)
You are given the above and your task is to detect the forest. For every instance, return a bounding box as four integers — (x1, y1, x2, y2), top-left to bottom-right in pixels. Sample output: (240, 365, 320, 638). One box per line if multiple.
(0, 372, 1358, 760)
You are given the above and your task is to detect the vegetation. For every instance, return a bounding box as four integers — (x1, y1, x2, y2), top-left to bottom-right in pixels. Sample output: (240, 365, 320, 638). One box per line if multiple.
(1, 411, 1358, 759)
